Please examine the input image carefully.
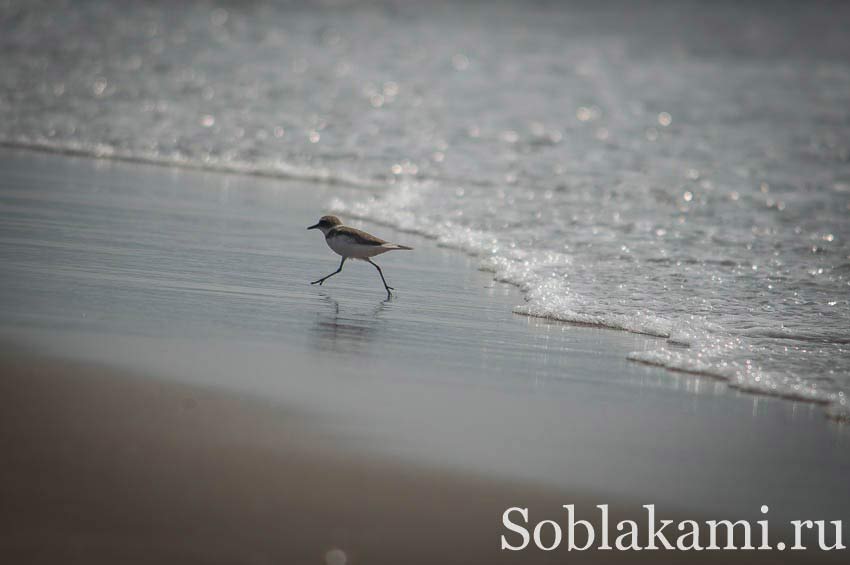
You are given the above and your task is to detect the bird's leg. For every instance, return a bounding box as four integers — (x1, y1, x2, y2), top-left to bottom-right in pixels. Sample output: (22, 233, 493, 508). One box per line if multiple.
(311, 257, 346, 285)
(366, 258, 394, 297)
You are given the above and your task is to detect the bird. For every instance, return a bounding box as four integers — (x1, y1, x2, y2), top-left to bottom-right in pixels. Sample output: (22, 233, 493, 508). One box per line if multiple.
(307, 215, 412, 297)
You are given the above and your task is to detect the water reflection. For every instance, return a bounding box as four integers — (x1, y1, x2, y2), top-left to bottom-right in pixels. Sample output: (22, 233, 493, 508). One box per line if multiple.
(309, 292, 391, 354)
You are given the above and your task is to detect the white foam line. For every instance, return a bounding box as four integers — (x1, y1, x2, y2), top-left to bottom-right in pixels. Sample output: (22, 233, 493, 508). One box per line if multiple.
(330, 184, 850, 422)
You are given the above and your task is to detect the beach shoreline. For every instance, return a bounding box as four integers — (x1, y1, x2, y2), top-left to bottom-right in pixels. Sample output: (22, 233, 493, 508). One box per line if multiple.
(0, 148, 848, 562)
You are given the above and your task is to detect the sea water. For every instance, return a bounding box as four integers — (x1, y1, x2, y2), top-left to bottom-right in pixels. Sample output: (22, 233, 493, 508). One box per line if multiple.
(2, 0, 848, 417)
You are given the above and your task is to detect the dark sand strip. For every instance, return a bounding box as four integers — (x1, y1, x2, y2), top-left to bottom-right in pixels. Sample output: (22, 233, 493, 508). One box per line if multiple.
(2, 353, 842, 564)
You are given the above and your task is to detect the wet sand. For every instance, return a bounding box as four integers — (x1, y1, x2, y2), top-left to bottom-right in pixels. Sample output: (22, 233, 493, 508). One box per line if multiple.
(1, 353, 569, 564)
(2, 352, 844, 565)
(0, 149, 848, 562)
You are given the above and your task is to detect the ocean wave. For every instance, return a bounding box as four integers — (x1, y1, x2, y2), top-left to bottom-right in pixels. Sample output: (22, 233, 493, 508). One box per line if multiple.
(0, 137, 378, 189)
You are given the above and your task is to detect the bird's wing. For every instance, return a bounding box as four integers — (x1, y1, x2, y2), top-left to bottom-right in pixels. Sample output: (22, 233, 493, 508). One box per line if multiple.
(329, 226, 388, 246)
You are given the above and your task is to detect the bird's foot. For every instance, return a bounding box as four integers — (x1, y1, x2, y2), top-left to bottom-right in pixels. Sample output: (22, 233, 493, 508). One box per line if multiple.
(311, 279, 324, 286)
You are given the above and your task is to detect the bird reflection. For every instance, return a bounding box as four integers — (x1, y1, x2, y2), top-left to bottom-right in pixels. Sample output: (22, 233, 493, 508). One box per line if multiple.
(310, 292, 391, 354)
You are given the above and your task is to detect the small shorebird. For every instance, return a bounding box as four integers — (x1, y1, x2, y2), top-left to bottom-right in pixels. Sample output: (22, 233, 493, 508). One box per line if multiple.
(307, 215, 412, 297)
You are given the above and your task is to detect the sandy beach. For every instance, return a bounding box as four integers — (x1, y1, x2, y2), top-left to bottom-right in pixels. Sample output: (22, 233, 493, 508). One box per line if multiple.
(1, 149, 848, 563)
(2, 0, 849, 561)
(2, 348, 844, 565)
(1, 352, 570, 564)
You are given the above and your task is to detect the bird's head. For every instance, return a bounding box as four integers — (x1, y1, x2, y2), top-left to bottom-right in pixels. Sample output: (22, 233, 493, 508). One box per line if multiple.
(307, 215, 342, 235)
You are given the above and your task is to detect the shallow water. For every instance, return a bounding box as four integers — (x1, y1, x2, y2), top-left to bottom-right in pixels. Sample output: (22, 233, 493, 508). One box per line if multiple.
(2, 0, 849, 416)
(2, 150, 849, 520)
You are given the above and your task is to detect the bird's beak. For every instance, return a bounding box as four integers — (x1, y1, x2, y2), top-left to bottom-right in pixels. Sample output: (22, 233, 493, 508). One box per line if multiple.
(307, 223, 319, 230)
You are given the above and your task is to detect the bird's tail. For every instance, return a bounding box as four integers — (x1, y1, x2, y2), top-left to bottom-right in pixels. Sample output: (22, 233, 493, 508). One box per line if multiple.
(384, 243, 413, 250)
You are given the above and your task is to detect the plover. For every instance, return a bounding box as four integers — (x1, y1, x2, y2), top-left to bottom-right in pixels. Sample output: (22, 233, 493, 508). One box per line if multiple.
(307, 215, 412, 297)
